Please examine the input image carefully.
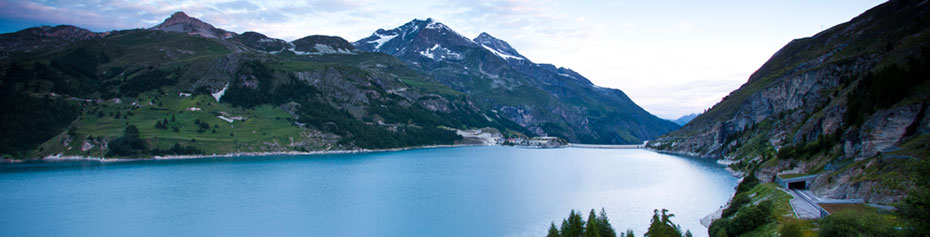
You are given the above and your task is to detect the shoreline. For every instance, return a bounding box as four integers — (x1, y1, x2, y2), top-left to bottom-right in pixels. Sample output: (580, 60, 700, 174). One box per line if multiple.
(2, 144, 481, 164)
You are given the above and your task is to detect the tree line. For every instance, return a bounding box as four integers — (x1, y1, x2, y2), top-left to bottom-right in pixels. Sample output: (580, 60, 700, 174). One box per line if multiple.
(546, 208, 691, 237)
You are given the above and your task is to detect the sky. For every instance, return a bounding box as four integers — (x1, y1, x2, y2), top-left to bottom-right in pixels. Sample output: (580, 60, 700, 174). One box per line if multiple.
(0, 0, 886, 119)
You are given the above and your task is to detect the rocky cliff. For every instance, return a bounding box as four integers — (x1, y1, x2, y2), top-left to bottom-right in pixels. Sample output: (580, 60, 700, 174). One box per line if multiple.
(648, 0, 930, 204)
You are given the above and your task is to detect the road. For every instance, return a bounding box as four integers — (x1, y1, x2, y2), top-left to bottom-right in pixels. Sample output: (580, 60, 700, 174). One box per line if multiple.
(787, 189, 822, 219)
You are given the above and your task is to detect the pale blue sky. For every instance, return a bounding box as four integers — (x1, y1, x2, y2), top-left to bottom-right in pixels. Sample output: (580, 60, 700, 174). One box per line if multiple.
(0, 0, 886, 119)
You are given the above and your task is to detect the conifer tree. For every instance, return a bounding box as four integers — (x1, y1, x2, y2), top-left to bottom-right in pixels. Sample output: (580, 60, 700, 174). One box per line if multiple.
(584, 209, 601, 237)
(622, 229, 634, 237)
(645, 209, 682, 237)
(547, 222, 560, 237)
(596, 208, 617, 237)
(561, 210, 585, 237)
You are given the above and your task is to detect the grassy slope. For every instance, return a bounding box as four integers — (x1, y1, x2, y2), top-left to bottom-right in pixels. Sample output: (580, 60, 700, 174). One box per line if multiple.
(5, 30, 536, 158)
(34, 93, 317, 158)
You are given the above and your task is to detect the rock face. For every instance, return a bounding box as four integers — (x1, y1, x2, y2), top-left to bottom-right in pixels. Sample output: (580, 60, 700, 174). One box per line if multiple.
(354, 18, 679, 144)
(151, 12, 235, 39)
(648, 0, 930, 204)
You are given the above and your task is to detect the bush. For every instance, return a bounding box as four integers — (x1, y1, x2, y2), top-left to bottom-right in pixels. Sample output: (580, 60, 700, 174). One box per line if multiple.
(779, 220, 803, 237)
(708, 218, 729, 237)
(710, 200, 774, 236)
(820, 209, 900, 237)
(106, 125, 146, 157)
(899, 157, 930, 236)
(722, 193, 750, 218)
(735, 170, 760, 194)
(727, 200, 773, 235)
(151, 143, 203, 156)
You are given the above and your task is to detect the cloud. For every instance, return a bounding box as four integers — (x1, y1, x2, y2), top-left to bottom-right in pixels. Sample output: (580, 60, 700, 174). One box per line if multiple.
(672, 21, 696, 33)
(216, 0, 260, 11)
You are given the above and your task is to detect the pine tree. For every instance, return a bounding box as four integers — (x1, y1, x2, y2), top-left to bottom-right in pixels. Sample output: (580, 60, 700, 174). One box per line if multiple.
(584, 209, 602, 237)
(645, 209, 682, 237)
(596, 208, 617, 237)
(561, 219, 571, 237)
(622, 229, 634, 237)
(547, 222, 560, 237)
(561, 210, 585, 237)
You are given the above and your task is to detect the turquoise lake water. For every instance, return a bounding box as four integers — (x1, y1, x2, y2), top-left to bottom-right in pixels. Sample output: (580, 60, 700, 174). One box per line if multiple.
(0, 146, 737, 236)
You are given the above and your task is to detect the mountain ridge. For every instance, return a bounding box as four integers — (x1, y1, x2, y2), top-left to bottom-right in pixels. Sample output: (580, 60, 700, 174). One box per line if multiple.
(648, 0, 930, 204)
(0, 12, 532, 158)
(353, 18, 678, 144)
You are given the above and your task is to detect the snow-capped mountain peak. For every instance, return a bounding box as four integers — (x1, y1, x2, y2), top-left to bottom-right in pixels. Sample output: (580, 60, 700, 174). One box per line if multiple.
(353, 18, 475, 61)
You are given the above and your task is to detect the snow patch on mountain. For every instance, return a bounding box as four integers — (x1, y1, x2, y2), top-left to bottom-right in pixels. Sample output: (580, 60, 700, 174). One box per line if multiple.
(287, 43, 353, 55)
(212, 83, 228, 102)
(419, 44, 462, 61)
(313, 44, 353, 54)
(481, 44, 525, 61)
(425, 21, 445, 30)
(369, 33, 397, 49)
(419, 44, 441, 59)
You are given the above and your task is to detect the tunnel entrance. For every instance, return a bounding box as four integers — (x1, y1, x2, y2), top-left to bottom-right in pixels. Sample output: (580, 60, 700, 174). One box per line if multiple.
(788, 181, 807, 190)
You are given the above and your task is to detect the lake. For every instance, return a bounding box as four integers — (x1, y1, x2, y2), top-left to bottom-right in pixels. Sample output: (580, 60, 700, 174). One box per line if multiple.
(0, 146, 737, 236)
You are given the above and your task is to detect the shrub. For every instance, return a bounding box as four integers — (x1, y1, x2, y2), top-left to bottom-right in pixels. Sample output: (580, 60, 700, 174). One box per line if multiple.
(820, 209, 900, 237)
(779, 220, 803, 237)
(710, 200, 774, 236)
(721, 193, 750, 218)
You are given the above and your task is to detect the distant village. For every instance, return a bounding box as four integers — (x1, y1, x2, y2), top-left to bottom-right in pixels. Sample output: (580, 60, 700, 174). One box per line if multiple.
(502, 136, 568, 148)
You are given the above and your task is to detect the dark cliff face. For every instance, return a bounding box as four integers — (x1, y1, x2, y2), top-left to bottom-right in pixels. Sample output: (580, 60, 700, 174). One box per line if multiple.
(353, 19, 679, 144)
(649, 0, 930, 204)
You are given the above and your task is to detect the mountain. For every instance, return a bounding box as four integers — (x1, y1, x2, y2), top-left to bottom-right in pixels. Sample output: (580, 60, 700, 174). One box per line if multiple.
(672, 113, 699, 126)
(151, 12, 235, 39)
(290, 35, 355, 54)
(648, 0, 930, 205)
(0, 25, 108, 53)
(354, 18, 476, 60)
(473, 32, 527, 61)
(231, 31, 289, 52)
(354, 18, 679, 144)
(0, 12, 530, 159)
